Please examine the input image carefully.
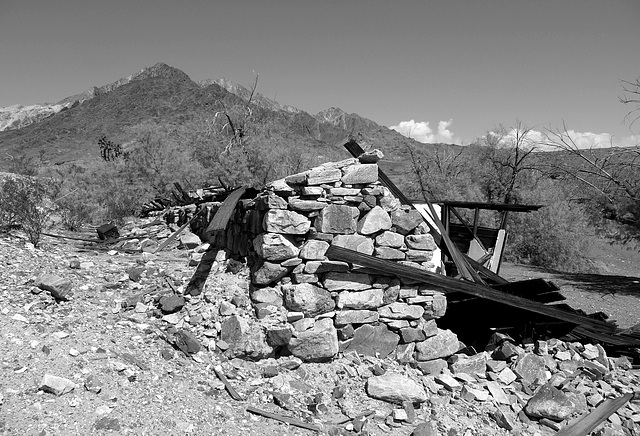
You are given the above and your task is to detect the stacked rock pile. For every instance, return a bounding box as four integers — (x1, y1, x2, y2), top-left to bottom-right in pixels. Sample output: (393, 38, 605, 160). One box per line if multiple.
(218, 156, 462, 364)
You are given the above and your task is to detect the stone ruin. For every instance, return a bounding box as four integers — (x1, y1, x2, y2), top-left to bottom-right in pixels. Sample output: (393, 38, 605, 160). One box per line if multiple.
(204, 154, 462, 366)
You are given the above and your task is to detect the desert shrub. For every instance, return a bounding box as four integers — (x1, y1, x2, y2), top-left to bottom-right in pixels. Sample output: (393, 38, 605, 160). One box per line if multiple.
(0, 176, 54, 246)
(505, 182, 595, 272)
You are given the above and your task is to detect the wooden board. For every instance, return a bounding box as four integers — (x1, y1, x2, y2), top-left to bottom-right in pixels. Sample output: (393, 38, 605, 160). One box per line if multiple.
(325, 245, 620, 337)
(203, 187, 247, 237)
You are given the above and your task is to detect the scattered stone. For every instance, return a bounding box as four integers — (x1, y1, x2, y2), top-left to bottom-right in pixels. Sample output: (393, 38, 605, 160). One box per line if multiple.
(366, 373, 427, 404)
(513, 353, 547, 386)
(41, 374, 76, 396)
(434, 372, 462, 391)
(34, 274, 73, 300)
(159, 295, 185, 314)
(84, 375, 103, 394)
(416, 359, 448, 375)
(174, 330, 200, 355)
(341, 323, 399, 358)
(524, 384, 577, 421)
(448, 353, 487, 375)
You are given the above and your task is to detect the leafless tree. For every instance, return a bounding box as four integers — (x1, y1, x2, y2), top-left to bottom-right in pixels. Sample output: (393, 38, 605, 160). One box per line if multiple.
(620, 76, 640, 132)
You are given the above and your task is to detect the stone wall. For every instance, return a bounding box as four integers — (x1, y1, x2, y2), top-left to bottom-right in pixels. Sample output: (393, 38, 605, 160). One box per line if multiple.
(221, 156, 460, 364)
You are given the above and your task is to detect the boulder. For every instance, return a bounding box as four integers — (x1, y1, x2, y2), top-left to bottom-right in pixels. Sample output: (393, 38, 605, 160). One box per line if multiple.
(357, 206, 392, 235)
(283, 283, 335, 317)
(331, 234, 374, 255)
(264, 209, 311, 235)
(391, 209, 424, 235)
(341, 323, 399, 358)
(35, 274, 73, 301)
(525, 384, 577, 421)
(288, 318, 338, 362)
(336, 288, 384, 309)
(315, 204, 359, 234)
(253, 233, 299, 261)
(298, 240, 330, 260)
(252, 261, 289, 285)
(341, 164, 378, 185)
(376, 231, 405, 248)
(405, 234, 437, 250)
(415, 329, 459, 361)
(366, 373, 427, 404)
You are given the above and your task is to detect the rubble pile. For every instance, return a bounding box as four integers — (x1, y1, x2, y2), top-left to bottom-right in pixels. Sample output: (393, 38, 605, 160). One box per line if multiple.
(205, 156, 467, 365)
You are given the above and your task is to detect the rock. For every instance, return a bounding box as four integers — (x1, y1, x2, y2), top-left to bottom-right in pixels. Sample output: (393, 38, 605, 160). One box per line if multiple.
(34, 274, 73, 300)
(307, 168, 342, 185)
(288, 198, 328, 212)
(93, 417, 121, 431)
(330, 187, 361, 196)
(304, 260, 350, 274)
(283, 283, 335, 317)
(334, 310, 379, 325)
(218, 301, 236, 316)
(299, 240, 330, 260)
(315, 204, 359, 234)
(250, 286, 283, 305)
(525, 384, 577, 421)
(288, 318, 338, 362)
(266, 327, 293, 347)
(221, 316, 273, 360)
(336, 288, 384, 309)
(323, 272, 372, 291)
(302, 186, 324, 196)
(411, 422, 436, 436)
(391, 209, 424, 235)
(400, 327, 427, 343)
(376, 231, 405, 248)
(252, 261, 289, 285)
(383, 285, 400, 304)
(256, 193, 288, 209)
(485, 380, 511, 405)
(497, 367, 517, 385)
(84, 375, 103, 394)
(513, 353, 547, 386)
(179, 231, 201, 249)
(405, 234, 437, 250)
(378, 302, 424, 320)
(358, 149, 384, 163)
(366, 373, 427, 404)
(264, 209, 311, 235)
(174, 330, 200, 355)
(461, 385, 490, 402)
(357, 206, 392, 235)
(449, 353, 487, 375)
(341, 323, 399, 358)
(416, 359, 448, 375)
(396, 343, 416, 364)
(434, 373, 461, 391)
(375, 247, 406, 260)
(40, 374, 76, 396)
(253, 233, 299, 261)
(159, 295, 185, 314)
(420, 293, 447, 319)
(341, 164, 378, 185)
(331, 234, 374, 255)
(406, 249, 433, 262)
(415, 329, 459, 361)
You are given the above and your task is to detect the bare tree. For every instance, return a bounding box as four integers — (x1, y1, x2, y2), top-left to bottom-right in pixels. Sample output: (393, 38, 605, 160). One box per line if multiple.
(620, 76, 640, 132)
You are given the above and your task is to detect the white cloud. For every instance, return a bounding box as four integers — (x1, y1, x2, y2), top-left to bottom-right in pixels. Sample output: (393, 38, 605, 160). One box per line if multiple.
(390, 119, 459, 144)
(488, 128, 638, 151)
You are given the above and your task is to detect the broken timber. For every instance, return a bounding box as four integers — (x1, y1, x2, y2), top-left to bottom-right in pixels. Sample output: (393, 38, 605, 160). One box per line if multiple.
(325, 245, 629, 343)
(246, 405, 322, 432)
(555, 393, 634, 436)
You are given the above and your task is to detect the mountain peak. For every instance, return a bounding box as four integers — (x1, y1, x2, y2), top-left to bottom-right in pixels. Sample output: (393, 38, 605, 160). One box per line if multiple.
(136, 63, 191, 82)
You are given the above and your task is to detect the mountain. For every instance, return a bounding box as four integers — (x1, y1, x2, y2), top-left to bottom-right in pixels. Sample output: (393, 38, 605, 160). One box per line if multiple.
(0, 63, 441, 182)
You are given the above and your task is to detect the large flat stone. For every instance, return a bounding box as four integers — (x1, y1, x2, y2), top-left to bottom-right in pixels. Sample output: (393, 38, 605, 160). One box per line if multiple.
(341, 164, 378, 185)
(366, 373, 427, 404)
(405, 234, 437, 250)
(331, 234, 374, 255)
(524, 384, 577, 421)
(307, 168, 342, 185)
(374, 247, 406, 260)
(378, 302, 424, 320)
(323, 272, 372, 291)
(415, 329, 460, 361)
(288, 198, 328, 212)
(375, 231, 405, 248)
(35, 274, 73, 301)
(336, 288, 384, 309)
(304, 260, 350, 274)
(315, 204, 359, 234)
(264, 209, 311, 235)
(288, 318, 338, 362)
(341, 323, 399, 358)
(334, 310, 379, 325)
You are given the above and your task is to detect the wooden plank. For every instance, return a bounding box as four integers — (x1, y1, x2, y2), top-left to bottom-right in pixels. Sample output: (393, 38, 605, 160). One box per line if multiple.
(555, 393, 633, 436)
(153, 207, 206, 253)
(325, 245, 617, 334)
(463, 254, 509, 285)
(343, 139, 481, 284)
(213, 365, 243, 401)
(246, 405, 322, 432)
(490, 229, 507, 273)
(204, 187, 247, 236)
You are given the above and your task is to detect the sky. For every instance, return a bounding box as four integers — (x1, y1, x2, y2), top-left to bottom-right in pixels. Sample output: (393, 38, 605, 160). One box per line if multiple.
(1, 0, 639, 146)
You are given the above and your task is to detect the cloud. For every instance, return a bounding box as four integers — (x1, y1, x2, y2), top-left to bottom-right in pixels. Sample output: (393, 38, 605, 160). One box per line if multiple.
(390, 119, 459, 144)
(489, 128, 638, 151)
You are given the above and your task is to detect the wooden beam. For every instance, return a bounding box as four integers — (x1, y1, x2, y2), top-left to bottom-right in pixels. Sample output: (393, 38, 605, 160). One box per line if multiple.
(246, 405, 322, 432)
(204, 187, 247, 237)
(449, 206, 488, 252)
(343, 139, 482, 284)
(555, 393, 634, 436)
(325, 245, 617, 335)
(463, 254, 509, 285)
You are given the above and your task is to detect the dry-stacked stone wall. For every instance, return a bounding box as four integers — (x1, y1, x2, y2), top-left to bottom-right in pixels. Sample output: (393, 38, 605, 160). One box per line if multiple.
(222, 157, 460, 364)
